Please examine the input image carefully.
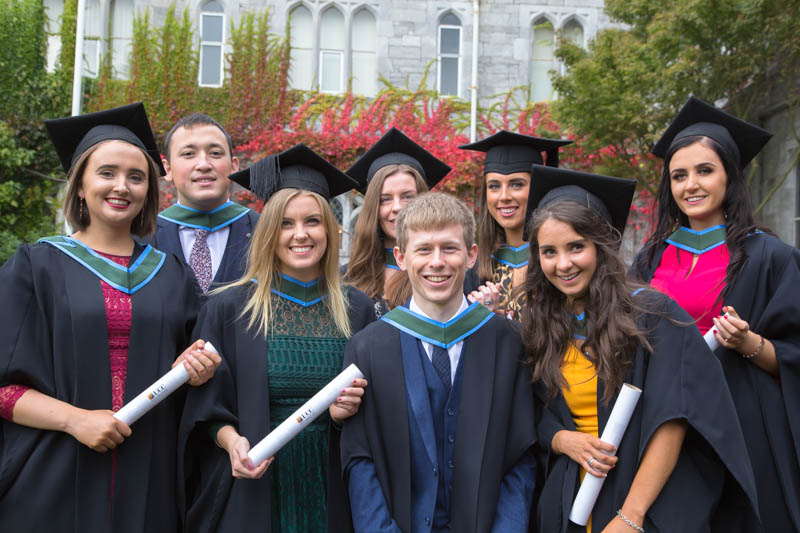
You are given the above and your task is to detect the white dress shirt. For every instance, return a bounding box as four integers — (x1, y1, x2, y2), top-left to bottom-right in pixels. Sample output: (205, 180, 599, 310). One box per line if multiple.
(176, 201, 230, 279)
(409, 295, 469, 385)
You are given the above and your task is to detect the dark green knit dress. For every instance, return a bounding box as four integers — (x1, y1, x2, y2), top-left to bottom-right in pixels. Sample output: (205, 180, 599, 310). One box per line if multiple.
(267, 294, 347, 533)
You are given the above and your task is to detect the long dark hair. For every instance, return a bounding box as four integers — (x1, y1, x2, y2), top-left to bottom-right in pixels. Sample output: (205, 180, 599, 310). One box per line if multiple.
(518, 202, 652, 404)
(639, 136, 773, 293)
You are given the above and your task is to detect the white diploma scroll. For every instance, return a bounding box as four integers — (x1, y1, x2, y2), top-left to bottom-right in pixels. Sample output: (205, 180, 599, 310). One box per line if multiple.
(703, 312, 730, 352)
(247, 363, 364, 465)
(569, 383, 643, 526)
(113, 342, 219, 426)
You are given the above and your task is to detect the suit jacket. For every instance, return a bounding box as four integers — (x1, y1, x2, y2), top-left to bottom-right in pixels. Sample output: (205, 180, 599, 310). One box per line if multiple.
(150, 209, 259, 286)
(341, 316, 537, 533)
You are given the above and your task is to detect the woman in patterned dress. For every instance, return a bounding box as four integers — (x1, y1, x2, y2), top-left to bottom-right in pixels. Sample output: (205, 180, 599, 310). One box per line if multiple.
(460, 131, 571, 316)
(179, 144, 375, 533)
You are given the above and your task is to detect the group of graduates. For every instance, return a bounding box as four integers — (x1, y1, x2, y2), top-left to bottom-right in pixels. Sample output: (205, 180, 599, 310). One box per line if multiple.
(0, 94, 798, 533)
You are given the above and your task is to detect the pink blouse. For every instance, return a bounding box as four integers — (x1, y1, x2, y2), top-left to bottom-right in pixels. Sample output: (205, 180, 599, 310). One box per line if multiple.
(0, 252, 132, 422)
(650, 243, 729, 333)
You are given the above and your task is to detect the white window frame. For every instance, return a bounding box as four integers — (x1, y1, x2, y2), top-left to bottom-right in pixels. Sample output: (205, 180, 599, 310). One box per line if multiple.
(288, 4, 314, 91)
(199, 9, 225, 88)
(350, 8, 377, 97)
(437, 19, 462, 97)
(530, 17, 556, 102)
(319, 50, 344, 94)
(82, 37, 101, 78)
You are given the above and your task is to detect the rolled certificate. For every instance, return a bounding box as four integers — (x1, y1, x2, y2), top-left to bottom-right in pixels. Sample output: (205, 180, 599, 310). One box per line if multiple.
(248, 363, 363, 465)
(703, 312, 730, 351)
(569, 383, 642, 526)
(114, 342, 219, 426)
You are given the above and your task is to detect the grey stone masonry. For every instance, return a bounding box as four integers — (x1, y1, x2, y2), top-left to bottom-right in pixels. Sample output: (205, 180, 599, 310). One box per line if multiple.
(55, 0, 614, 101)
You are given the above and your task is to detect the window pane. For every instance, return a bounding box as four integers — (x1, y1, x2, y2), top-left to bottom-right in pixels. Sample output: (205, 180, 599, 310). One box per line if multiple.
(530, 62, 553, 102)
(203, 0, 223, 13)
(563, 20, 584, 46)
(202, 14, 223, 42)
(290, 6, 313, 48)
(289, 48, 313, 90)
(111, 0, 134, 78)
(44, 0, 63, 33)
(321, 51, 341, 92)
(84, 0, 101, 37)
(352, 9, 376, 52)
(441, 13, 460, 26)
(200, 44, 222, 85)
(82, 39, 99, 77)
(112, 38, 131, 78)
(440, 56, 458, 95)
(532, 20, 554, 60)
(440, 27, 460, 55)
(320, 8, 345, 50)
(111, 0, 133, 39)
(352, 51, 377, 97)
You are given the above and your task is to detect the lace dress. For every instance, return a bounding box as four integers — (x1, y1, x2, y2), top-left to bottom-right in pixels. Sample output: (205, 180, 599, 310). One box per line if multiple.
(267, 295, 348, 533)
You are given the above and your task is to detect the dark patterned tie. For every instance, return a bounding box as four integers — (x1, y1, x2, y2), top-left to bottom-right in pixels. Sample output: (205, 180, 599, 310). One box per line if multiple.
(189, 228, 212, 293)
(431, 344, 451, 394)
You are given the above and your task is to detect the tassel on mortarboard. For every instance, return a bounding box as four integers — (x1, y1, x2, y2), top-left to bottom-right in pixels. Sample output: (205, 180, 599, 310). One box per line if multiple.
(248, 153, 281, 201)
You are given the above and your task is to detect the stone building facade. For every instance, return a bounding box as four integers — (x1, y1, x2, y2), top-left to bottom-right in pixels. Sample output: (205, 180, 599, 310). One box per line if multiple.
(45, 0, 613, 103)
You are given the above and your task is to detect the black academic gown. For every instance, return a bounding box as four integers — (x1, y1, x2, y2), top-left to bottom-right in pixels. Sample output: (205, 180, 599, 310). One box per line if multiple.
(178, 283, 375, 533)
(534, 291, 760, 533)
(151, 210, 259, 285)
(0, 242, 202, 533)
(631, 233, 800, 532)
(340, 315, 536, 533)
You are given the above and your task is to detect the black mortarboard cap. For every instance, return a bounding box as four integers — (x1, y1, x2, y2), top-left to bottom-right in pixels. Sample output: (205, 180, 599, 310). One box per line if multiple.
(459, 130, 572, 174)
(230, 143, 358, 201)
(45, 102, 165, 176)
(345, 128, 451, 192)
(529, 165, 637, 237)
(651, 95, 773, 169)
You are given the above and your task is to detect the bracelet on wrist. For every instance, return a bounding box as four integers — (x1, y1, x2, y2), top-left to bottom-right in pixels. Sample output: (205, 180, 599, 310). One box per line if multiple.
(742, 334, 765, 360)
(616, 509, 645, 532)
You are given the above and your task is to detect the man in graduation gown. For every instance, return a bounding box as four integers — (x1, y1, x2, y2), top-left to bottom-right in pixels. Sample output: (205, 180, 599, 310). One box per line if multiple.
(340, 192, 537, 533)
(152, 114, 258, 291)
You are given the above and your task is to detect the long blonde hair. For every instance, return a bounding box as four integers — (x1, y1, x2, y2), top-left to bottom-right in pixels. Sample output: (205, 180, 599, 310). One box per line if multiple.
(345, 164, 426, 303)
(221, 188, 352, 337)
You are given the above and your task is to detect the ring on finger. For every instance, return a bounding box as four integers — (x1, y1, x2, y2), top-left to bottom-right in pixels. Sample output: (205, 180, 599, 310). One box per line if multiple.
(588, 457, 596, 469)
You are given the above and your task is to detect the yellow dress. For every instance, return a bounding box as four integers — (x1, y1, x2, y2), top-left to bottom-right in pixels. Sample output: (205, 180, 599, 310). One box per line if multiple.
(561, 343, 599, 533)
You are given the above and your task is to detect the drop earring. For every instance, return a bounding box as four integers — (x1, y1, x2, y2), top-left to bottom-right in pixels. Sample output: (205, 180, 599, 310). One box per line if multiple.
(79, 197, 84, 220)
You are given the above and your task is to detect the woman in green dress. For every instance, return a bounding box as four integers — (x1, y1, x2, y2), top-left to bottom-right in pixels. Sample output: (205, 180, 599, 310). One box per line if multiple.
(179, 144, 375, 533)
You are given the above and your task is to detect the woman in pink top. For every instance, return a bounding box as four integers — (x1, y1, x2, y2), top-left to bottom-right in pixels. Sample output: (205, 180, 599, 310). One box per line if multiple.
(0, 103, 220, 533)
(632, 96, 800, 532)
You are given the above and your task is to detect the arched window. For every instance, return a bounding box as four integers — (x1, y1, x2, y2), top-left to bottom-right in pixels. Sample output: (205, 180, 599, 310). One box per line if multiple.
(319, 7, 345, 93)
(199, 0, 225, 87)
(530, 17, 555, 102)
(563, 18, 584, 47)
(351, 8, 376, 97)
(109, 0, 134, 79)
(437, 12, 461, 96)
(288, 4, 313, 90)
(82, 0, 102, 77)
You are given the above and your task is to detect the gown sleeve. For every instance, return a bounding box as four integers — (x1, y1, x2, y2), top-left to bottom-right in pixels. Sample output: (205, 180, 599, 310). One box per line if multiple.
(177, 289, 242, 532)
(0, 246, 51, 392)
